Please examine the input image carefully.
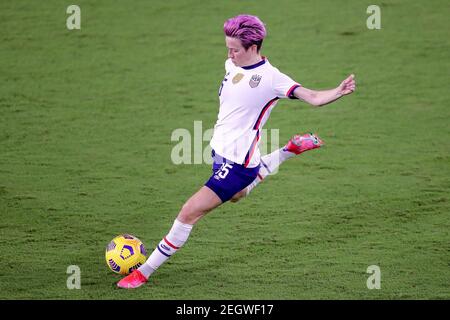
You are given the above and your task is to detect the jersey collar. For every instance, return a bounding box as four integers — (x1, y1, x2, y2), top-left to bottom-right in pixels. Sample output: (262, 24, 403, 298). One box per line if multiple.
(241, 57, 266, 70)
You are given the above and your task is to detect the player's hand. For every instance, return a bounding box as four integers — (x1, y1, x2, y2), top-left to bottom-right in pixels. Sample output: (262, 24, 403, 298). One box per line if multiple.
(338, 74, 356, 96)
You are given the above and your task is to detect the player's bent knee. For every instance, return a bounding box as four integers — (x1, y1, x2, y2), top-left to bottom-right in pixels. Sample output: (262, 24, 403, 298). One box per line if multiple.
(178, 203, 198, 223)
(230, 189, 247, 203)
(178, 201, 207, 224)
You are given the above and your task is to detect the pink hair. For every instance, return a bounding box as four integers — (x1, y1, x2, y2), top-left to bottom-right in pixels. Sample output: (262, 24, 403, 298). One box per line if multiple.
(223, 14, 267, 51)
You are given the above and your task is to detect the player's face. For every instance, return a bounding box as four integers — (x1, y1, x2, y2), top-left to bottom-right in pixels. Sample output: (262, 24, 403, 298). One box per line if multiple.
(225, 36, 257, 67)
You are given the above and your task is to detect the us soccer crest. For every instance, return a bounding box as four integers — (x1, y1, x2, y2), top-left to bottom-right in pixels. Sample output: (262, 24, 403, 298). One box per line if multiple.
(249, 74, 262, 88)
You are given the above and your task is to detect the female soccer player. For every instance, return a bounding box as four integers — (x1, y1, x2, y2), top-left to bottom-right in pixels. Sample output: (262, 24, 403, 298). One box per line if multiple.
(118, 14, 356, 288)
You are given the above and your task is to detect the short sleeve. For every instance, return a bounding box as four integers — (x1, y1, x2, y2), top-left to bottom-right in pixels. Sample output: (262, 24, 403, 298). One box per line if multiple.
(272, 69, 301, 99)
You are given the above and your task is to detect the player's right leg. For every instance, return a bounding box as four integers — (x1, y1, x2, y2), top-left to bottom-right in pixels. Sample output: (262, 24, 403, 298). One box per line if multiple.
(231, 133, 323, 202)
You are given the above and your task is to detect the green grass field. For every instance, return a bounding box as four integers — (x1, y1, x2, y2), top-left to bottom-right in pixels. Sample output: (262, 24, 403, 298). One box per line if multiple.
(1, 0, 449, 300)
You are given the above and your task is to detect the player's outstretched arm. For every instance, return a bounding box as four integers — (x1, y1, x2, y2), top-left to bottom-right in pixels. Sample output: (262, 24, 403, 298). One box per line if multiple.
(293, 74, 356, 107)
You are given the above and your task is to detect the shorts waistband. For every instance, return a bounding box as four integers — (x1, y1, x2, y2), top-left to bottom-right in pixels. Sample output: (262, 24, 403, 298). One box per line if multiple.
(211, 149, 238, 165)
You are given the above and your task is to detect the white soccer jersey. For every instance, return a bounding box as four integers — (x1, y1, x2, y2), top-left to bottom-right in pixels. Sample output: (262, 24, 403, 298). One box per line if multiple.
(210, 57, 301, 168)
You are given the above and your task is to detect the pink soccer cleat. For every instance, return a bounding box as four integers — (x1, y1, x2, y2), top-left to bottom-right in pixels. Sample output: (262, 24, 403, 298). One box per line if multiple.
(283, 133, 324, 155)
(117, 270, 148, 289)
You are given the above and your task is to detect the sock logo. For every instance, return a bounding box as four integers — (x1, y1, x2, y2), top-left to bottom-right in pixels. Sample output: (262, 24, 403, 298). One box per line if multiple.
(160, 244, 171, 252)
(157, 237, 180, 257)
(66, 265, 81, 289)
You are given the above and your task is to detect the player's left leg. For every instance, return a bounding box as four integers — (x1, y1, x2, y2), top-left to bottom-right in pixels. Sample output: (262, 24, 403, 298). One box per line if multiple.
(117, 151, 259, 289)
(117, 187, 222, 289)
(230, 133, 323, 202)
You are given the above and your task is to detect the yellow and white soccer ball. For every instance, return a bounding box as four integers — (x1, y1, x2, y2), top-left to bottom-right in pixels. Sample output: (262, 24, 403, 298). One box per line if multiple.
(105, 234, 147, 275)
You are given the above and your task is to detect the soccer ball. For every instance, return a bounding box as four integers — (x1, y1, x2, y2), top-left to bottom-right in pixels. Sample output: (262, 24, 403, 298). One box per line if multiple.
(105, 234, 147, 275)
